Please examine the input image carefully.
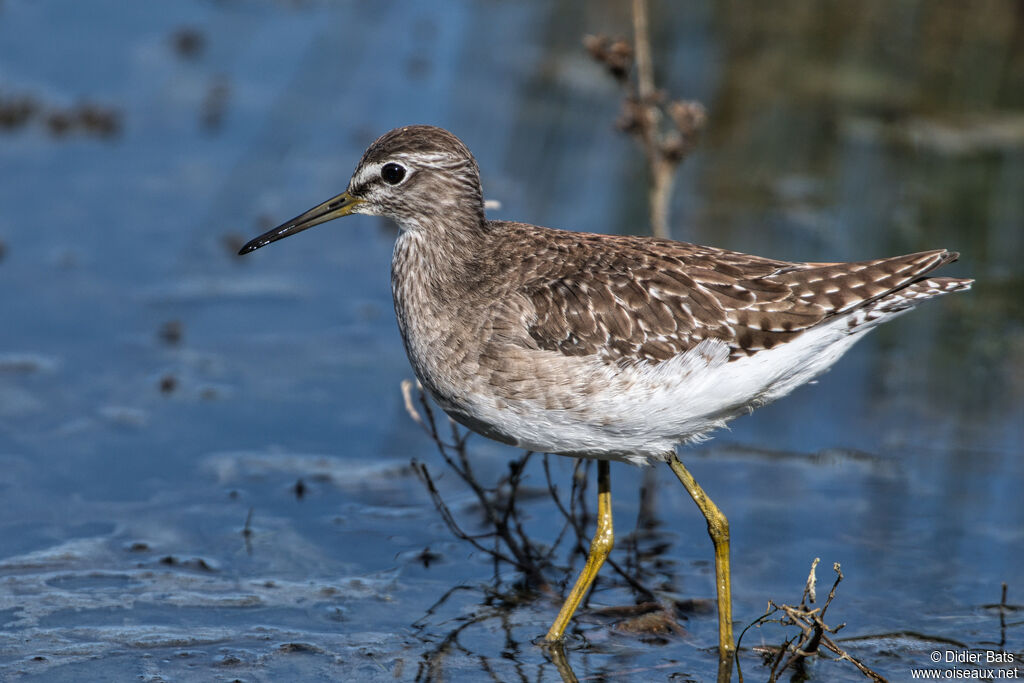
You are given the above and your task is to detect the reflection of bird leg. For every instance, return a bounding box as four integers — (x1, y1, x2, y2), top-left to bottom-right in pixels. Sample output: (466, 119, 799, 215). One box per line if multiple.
(668, 454, 735, 678)
(545, 640, 580, 683)
(546, 460, 613, 641)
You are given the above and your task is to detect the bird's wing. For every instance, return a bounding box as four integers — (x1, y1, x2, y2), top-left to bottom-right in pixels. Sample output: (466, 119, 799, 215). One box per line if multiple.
(503, 228, 957, 364)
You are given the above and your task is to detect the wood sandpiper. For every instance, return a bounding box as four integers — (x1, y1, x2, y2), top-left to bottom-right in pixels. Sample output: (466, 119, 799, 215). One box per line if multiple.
(239, 124, 972, 670)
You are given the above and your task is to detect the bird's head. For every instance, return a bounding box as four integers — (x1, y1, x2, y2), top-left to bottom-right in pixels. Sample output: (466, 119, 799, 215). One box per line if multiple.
(239, 125, 485, 255)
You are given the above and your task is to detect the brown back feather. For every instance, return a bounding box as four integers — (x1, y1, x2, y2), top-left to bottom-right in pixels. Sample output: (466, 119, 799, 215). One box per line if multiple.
(490, 222, 960, 364)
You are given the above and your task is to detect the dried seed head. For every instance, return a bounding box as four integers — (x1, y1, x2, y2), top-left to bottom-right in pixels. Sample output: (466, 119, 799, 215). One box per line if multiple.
(583, 35, 633, 81)
(669, 100, 707, 137)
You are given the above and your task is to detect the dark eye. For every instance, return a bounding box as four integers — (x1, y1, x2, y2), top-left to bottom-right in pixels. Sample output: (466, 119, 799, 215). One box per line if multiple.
(381, 162, 406, 185)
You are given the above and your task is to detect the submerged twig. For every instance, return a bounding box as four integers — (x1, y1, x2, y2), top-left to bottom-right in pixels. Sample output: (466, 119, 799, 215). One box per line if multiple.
(407, 381, 667, 619)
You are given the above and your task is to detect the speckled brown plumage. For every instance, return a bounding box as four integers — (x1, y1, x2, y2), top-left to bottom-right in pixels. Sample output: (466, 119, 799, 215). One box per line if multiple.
(490, 226, 963, 364)
(241, 125, 973, 462)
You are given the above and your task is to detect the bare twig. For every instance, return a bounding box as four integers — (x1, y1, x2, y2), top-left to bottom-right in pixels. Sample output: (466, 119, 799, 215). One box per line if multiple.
(631, 0, 673, 238)
(407, 382, 550, 587)
(736, 561, 887, 683)
(543, 455, 590, 558)
(409, 379, 664, 621)
(632, 0, 654, 102)
(585, 0, 706, 238)
(412, 583, 479, 631)
(401, 378, 427, 431)
(803, 556, 821, 605)
(412, 460, 519, 566)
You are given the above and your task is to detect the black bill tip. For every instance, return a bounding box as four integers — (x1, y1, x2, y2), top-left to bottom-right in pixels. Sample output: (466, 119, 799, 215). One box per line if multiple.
(238, 236, 269, 255)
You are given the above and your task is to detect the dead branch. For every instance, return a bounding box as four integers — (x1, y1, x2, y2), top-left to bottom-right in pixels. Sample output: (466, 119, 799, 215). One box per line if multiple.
(736, 560, 888, 683)
(408, 378, 670, 630)
(584, 0, 706, 238)
(407, 380, 548, 587)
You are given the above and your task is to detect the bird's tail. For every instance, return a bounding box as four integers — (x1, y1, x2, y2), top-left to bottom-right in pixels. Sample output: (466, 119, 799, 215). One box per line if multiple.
(845, 268, 973, 331)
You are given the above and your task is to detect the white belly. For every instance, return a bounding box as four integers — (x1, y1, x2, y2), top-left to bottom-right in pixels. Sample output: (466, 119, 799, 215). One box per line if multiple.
(444, 314, 869, 465)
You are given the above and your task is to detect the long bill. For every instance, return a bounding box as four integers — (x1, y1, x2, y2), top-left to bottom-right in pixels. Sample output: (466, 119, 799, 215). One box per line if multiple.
(238, 191, 363, 255)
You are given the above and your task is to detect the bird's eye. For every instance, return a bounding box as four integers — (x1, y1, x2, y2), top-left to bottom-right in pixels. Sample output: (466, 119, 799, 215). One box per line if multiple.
(381, 163, 406, 185)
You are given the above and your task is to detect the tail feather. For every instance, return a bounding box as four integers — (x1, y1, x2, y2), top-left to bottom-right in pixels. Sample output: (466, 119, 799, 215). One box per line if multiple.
(845, 273, 973, 331)
(874, 276, 973, 313)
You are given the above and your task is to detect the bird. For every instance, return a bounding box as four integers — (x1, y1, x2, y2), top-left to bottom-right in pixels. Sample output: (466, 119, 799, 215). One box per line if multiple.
(239, 124, 972, 668)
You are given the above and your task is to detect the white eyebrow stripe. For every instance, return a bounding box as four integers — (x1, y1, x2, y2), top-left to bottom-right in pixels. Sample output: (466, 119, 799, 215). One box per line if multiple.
(394, 152, 449, 165)
(352, 162, 384, 189)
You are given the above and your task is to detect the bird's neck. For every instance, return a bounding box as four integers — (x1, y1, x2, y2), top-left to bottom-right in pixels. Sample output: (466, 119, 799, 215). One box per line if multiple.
(391, 214, 489, 291)
(390, 222, 490, 398)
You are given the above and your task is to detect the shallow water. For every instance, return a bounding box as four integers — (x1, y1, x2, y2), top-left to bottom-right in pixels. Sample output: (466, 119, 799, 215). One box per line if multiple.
(1, 1, 1022, 681)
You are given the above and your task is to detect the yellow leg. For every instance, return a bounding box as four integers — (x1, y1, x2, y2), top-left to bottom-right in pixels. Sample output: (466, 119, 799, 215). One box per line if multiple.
(546, 460, 613, 641)
(668, 454, 735, 675)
